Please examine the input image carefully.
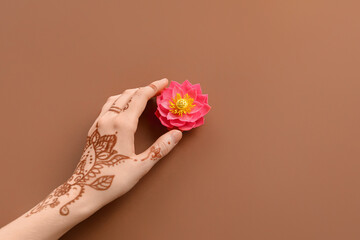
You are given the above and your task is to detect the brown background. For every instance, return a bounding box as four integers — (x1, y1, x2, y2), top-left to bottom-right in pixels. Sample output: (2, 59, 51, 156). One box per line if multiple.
(1, 1, 360, 239)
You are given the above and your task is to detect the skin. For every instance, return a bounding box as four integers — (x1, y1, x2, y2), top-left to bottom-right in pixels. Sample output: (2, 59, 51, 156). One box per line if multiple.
(0, 78, 183, 240)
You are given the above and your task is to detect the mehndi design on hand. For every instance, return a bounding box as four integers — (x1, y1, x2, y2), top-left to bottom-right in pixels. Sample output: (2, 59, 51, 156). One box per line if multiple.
(26, 125, 162, 217)
(26, 128, 130, 216)
(26, 79, 176, 217)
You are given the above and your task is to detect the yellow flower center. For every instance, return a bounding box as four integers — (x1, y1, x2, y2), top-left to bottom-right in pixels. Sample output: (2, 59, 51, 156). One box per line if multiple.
(176, 99, 188, 109)
(169, 93, 195, 116)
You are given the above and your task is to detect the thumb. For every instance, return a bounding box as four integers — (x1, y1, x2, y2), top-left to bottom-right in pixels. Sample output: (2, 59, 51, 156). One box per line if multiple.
(137, 130, 182, 167)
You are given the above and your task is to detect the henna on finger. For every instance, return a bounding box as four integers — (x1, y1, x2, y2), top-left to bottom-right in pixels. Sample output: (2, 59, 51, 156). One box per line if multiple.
(148, 83, 158, 92)
(108, 97, 132, 114)
(132, 145, 162, 162)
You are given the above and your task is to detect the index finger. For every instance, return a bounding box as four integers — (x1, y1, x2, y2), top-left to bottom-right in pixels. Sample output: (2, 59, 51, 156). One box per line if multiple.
(125, 78, 169, 119)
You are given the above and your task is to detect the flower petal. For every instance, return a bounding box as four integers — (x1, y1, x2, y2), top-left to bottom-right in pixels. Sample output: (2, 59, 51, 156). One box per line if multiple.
(167, 112, 180, 120)
(194, 117, 205, 128)
(155, 109, 160, 118)
(189, 101, 204, 113)
(179, 121, 196, 131)
(189, 111, 202, 122)
(170, 119, 186, 127)
(172, 85, 184, 98)
(192, 83, 202, 94)
(182, 80, 193, 91)
(196, 94, 208, 103)
(178, 113, 192, 121)
(158, 104, 169, 116)
(157, 115, 172, 128)
(169, 81, 181, 88)
(161, 88, 173, 100)
(199, 104, 211, 117)
(159, 101, 170, 110)
(186, 88, 197, 100)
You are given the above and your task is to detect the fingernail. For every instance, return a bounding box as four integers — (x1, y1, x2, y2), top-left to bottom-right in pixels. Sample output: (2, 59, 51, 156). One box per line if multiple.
(171, 130, 182, 144)
(159, 78, 168, 83)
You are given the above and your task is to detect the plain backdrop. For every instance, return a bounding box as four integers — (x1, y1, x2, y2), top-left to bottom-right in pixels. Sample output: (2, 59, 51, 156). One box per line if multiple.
(1, 1, 360, 239)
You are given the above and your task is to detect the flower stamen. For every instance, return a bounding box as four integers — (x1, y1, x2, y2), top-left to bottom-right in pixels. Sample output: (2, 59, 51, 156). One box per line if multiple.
(169, 93, 195, 116)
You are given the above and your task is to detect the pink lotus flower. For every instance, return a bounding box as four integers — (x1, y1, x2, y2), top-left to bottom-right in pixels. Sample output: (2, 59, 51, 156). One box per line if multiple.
(155, 80, 211, 131)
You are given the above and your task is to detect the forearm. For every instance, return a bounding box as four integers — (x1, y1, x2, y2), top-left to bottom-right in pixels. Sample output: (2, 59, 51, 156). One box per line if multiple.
(0, 165, 137, 240)
(0, 183, 98, 240)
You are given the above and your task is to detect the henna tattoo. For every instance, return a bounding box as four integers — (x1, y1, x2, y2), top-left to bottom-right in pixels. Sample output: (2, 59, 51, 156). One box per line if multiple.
(108, 97, 132, 114)
(108, 106, 122, 114)
(26, 129, 131, 217)
(123, 97, 131, 111)
(139, 146, 162, 161)
(148, 83, 158, 92)
(27, 115, 163, 217)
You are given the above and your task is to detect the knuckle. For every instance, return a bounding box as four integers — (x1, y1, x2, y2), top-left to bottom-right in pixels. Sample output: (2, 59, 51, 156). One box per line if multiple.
(124, 88, 136, 94)
(134, 88, 141, 96)
(107, 95, 117, 102)
(113, 118, 137, 131)
(158, 141, 169, 156)
(97, 117, 112, 128)
(135, 87, 145, 96)
(113, 119, 125, 129)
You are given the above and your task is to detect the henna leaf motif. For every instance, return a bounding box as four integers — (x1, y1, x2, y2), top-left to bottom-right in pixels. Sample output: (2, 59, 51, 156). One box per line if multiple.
(98, 154, 129, 166)
(27, 127, 129, 217)
(96, 135, 116, 153)
(82, 164, 103, 181)
(97, 151, 110, 160)
(90, 130, 100, 144)
(89, 175, 114, 190)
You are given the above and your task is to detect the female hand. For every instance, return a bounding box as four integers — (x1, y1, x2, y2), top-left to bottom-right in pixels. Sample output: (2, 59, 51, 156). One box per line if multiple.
(0, 78, 183, 240)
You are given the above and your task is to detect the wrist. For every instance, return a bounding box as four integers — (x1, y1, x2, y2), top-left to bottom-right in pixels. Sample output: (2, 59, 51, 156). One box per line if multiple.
(0, 183, 99, 240)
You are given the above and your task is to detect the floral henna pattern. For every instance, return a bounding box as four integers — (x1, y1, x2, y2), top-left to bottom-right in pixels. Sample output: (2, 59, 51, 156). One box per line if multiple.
(139, 146, 162, 161)
(26, 128, 131, 217)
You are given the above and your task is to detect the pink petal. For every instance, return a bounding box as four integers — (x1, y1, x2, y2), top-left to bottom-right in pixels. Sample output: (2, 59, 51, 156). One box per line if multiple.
(161, 88, 173, 100)
(194, 117, 204, 128)
(155, 109, 161, 118)
(169, 81, 181, 88)
(158, 115, 172, 128)
(156, 110, 171, 128)
(178, 113, 192, 121)
(199, 104, 211, 117)
(182, 80, 193, 91)
(172, 85, 184, 97)
(167, 112, 180, 120)
(179, 121, 196, 131)
(156, 94, 163, 102)
(186, 88, 197, 100)
(158, 104, 169, 116)
(188, 111, 202, 122)
(192, 83, 202, 94)
(189, 101, 204, 113)
(170, 119, 186, 127)
(159, 101, 170, 110)
(196, 94, 208, 103)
